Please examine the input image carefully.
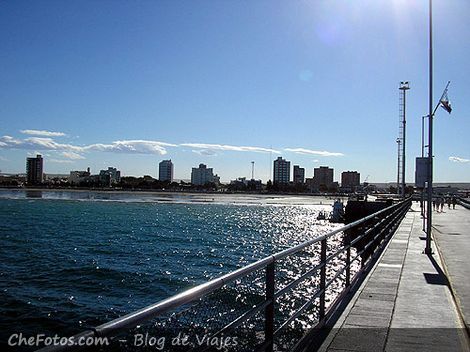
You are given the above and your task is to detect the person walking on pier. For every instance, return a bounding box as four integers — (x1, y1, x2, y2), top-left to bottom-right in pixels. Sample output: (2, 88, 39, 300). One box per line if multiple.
(452, 197, 457, 209)
(433, 198, 436, 211)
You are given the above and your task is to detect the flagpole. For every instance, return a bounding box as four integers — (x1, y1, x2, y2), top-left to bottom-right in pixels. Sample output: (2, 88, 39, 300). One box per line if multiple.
(425, 0, 433, 255)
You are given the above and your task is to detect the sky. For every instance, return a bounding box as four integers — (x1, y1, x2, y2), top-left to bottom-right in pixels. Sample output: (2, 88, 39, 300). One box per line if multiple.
(0, 0, 469, 183)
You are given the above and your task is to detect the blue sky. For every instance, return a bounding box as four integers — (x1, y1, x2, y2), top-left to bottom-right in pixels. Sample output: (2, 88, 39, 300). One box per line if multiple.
(1, 0, 469, 183)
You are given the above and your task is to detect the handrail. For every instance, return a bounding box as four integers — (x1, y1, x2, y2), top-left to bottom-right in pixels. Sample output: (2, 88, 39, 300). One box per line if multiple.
(457, 197, 470, 210)
(37, 198, 411, 352)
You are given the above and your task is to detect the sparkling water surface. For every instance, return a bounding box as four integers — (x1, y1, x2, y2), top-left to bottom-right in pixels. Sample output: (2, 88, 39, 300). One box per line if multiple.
(0, 190, 342, 346)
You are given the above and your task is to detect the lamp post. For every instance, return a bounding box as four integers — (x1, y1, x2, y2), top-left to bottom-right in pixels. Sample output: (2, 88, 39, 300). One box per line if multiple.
(396, 138, 401, 194)
(425, 0, 433, 255)
(399, 81, 409, 198)
(421, 115, 428, 230)
(421, 116, 428, 158)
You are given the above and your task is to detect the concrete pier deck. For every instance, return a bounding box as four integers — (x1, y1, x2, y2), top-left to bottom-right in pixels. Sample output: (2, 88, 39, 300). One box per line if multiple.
(433, 205, 470, 332)
(318, 204, 470, 352)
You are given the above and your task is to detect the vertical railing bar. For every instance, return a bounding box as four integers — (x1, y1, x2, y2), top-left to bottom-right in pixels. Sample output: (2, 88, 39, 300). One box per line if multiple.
(345, 236, 351, 288)
(319, 238, 327, 321)
(264, 262, 275, 352)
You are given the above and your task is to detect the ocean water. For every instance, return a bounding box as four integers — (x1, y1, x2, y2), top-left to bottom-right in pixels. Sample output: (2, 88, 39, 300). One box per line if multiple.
(0, 190, 341, 347)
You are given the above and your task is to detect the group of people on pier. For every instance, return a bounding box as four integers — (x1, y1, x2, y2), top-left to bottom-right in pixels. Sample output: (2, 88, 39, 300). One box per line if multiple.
(431, 196, 457, 212)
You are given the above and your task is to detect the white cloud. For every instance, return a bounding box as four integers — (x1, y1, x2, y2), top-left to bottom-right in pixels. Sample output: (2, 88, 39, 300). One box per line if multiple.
(0, 136, 175, 156)
(284, 148, 344, 157)
(84, 140, 176, 155)
(192, 149, 217, 156)
(23, 137, 84, 152)
(1, 135, 344, 162)
(49, 159, 74, 164)
(182, 143, 280, 154)
(61, 151, 85, 160)
(449, 156, 470, 163)
(1, 136, 22, 146)
(20, 129, 66, 137)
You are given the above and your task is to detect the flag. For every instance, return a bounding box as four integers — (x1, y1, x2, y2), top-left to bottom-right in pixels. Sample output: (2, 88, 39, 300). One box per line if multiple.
(440, 91, 452, 114)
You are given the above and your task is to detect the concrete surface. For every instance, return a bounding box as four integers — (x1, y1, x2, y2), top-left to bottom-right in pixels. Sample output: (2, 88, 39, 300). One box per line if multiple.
(318, 205, 469, 352)
(432, 205, 470, 332)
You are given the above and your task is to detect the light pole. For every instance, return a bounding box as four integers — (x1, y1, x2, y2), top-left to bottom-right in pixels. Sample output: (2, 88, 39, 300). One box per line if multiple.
(425, 0, 433, 255)
(421, 115, 428, 230)
(396, 138, 401, 194)
(421, 115, 428, 158)
(399, 81, 410, 198)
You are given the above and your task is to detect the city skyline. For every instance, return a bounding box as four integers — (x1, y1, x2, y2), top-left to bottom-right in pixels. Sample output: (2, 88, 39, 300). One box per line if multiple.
(0, 1, 469, 183)
(18, 153, 360, 185)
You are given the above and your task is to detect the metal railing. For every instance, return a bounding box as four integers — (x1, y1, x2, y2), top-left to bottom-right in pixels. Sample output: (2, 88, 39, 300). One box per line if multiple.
(457, 197, 470, 210)
(38, 198, 411, 352)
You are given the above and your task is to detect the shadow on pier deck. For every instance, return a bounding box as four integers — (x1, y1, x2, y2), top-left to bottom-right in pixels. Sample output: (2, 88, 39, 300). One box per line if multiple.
(312, 204, 470, 352)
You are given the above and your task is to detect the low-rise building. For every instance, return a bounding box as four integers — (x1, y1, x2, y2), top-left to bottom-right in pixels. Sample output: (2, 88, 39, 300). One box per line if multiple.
(341, 171, 360, 192)
(230, 177, 262, 191)
(99, 167, 121, 186)
(69, 168, 91, 185)
(313, 166, 334, 191)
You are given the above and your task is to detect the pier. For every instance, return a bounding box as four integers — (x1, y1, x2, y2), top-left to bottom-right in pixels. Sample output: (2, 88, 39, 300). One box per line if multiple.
(316, 203, 470, 352)
(36, 199, 470, 352)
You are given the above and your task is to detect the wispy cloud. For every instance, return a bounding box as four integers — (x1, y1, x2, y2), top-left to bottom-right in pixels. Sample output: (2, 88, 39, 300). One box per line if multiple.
(23, 137, 83, 152)
(84, 140, 177, 155)
(449, 156, 470, 163)
(49, 159, 74, 164)
(0, 136, 175, 156)
(192, 149, 217, 156)
(20, 129, 67, 137)
(1, 135, 342, 161)
(61, 151, 85, 160)
(284, 148, 344, 157)
(182, 143, 280, 154)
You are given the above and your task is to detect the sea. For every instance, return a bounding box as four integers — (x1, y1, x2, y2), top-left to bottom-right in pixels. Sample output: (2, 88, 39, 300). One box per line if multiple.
(0, 189, 343, 349)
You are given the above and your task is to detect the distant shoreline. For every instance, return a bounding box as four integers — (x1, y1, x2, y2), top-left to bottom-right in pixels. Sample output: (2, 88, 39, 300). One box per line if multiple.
(0, 186, 347, 199)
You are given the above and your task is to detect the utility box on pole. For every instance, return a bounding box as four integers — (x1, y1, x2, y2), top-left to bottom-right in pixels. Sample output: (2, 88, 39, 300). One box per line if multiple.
(415, 157, 429, 189)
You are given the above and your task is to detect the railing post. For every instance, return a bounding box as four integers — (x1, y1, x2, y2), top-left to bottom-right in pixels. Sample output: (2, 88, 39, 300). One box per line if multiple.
(319, 239, 327, 320)
(345, 235, 351, 288)
(359, 225, 365, 269)
(264, 261, 275, 352)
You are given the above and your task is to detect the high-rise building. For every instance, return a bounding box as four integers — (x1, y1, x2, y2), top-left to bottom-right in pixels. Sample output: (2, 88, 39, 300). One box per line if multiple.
(273, 157, 290, 184)
(293, 165, 305, 184)
(26, 154, 43, 185)
(191, 164, 214, 185)
(341, 171, 360, 191)
(159, 160, 174, 182)
(313, 166, 334, 188)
